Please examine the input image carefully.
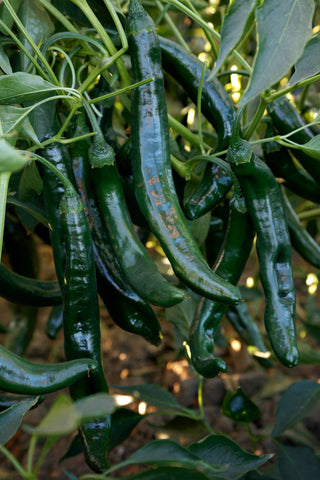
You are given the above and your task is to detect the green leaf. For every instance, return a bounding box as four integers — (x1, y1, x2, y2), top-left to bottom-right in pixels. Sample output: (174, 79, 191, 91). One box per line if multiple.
(0, 397, 38, 445)
(278, 444, 320, 480)
(0, 73, 58, 104)
(7, 194, 49, 228)
(34, 393, 119, 437)
(18, 0, 55, 71)
(0, 140, 29, 174)
(294, 134, 320, 159)
(239, 0, 314, 106)
(0, 43, 12, 74)
(19, 162, 43, 201)
(271, 380, 320, 438)
(0, 0, 22, 35)
(110, 439, 226, 477)
(166, 293, 199, 339)
(118, 466, 211, 480)
(112, 384, 185, 412)
(74, 393, 117, 424)
(109, 408, 143, 450)
(288, 33, 320, 86)
(297, 342, 320, 365)
(188, 434, 273, 480)
(33, 395, 78, 436)
(221, 387, 260, 423)
(212, 0, 257, 76)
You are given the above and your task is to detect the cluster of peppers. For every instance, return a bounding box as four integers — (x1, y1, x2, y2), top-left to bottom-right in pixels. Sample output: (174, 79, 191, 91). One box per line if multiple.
(1, 0, 320, 473)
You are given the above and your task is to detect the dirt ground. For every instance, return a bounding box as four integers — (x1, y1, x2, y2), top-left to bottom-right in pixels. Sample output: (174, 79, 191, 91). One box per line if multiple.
(0, 240, 320, 479)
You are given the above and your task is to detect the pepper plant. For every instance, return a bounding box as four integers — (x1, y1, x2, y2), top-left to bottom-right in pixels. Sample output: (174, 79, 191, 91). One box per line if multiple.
(0, 0, 320, 479)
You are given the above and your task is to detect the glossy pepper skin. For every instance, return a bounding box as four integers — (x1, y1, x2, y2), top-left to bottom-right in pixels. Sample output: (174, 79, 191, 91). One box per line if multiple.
(282, 192, 320, 269)
(0, 343, 97, 395)
(262, 124, 320, 204)
(159, 36, 234, 219)
(189, 199, 254, 377)
(127, 0, 241, 305)
(0, 265, 61, 307)
(70, 117, 163, 346)
(267, 97, 320, 182)
(228, 141, 299, 368)
(90, 147, 185, 308)
(60, 190, 111, 473)
(40, 136, 75, 289)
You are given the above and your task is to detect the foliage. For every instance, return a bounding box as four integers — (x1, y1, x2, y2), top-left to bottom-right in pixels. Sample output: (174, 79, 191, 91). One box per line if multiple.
(0, 0, 320, 479)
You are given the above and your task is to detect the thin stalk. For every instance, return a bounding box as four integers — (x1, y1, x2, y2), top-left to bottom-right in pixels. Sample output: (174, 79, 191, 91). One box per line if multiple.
(88, 77, 154, 104)
(0, 19, 51, 80)
(32, 436, 59, 475)
(101, 0, 128, 50)
(197, 375, 214, 434)
(155, 2, 171, 26)
(3, 0, 59, 85)
(0, 444, 27, 477)
(265, 73, 320, 103)
(184, 0, 218, 59)
(243, 97, 267, 140)
(170, 153, 199, 182)
(23, 152, 75, 194)
(168, 114, 210, 150)
(298, 84, 310, 112)
(26, 435, 37, 476)
(70, 0, 130, 86)
(155, 0, 190, 51)
(197, 60, 208, 154)
(0, 172, 10, 261)
(77, 48, 126, 95)
(298, 208, 320, 221)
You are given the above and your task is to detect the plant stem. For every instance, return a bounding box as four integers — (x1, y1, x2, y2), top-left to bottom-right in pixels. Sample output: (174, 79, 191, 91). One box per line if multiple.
(298, 208, 320, 221)
(243, 97, 267, 140)
(197, 60, 208, 154)
(265, 73, 320, 103)
(70, 0, 130, 86)
(197, 375, 214, 434)
(155, 0, 190, 51)
(26, 435, 37, 476)
(0, 172, 10, 261)
(0, 444, 27, 477)
(168, 114, 210, 150)
(3, 0, 59, 85)
(88, 77, 154, 104)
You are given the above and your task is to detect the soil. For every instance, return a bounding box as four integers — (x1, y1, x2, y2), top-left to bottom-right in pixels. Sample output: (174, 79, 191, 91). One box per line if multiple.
(0, 239, 320, 479)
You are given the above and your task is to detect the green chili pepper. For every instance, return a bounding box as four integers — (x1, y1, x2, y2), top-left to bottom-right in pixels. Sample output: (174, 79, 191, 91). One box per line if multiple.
(159, 36, 235, 219)
(262, 123, 320, 204)
(40, 134, 75, 289)
(60, 188, 111, 473)
(0, 264, 61, 307)
(71, 113, 163, 345)
(127, 0, 241, 305)
(267, 97, 320, 183)
(0, 343, 97, 394)
(282, 191, 320, 269)
(189, 198, 254, 377)
(0, 393, 45, 412)
(228, 120, 299, 368)
(90, 139, 185, 308)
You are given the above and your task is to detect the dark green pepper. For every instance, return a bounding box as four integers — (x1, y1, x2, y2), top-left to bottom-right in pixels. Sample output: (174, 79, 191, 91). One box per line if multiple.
(159, 36, 235, 219)
(127, 0, 241, 305)
(0, 264, 61, 307)
(189, 199, 254, 377)
(228, 125, 299, 368)
(0, 343, 97, 394)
